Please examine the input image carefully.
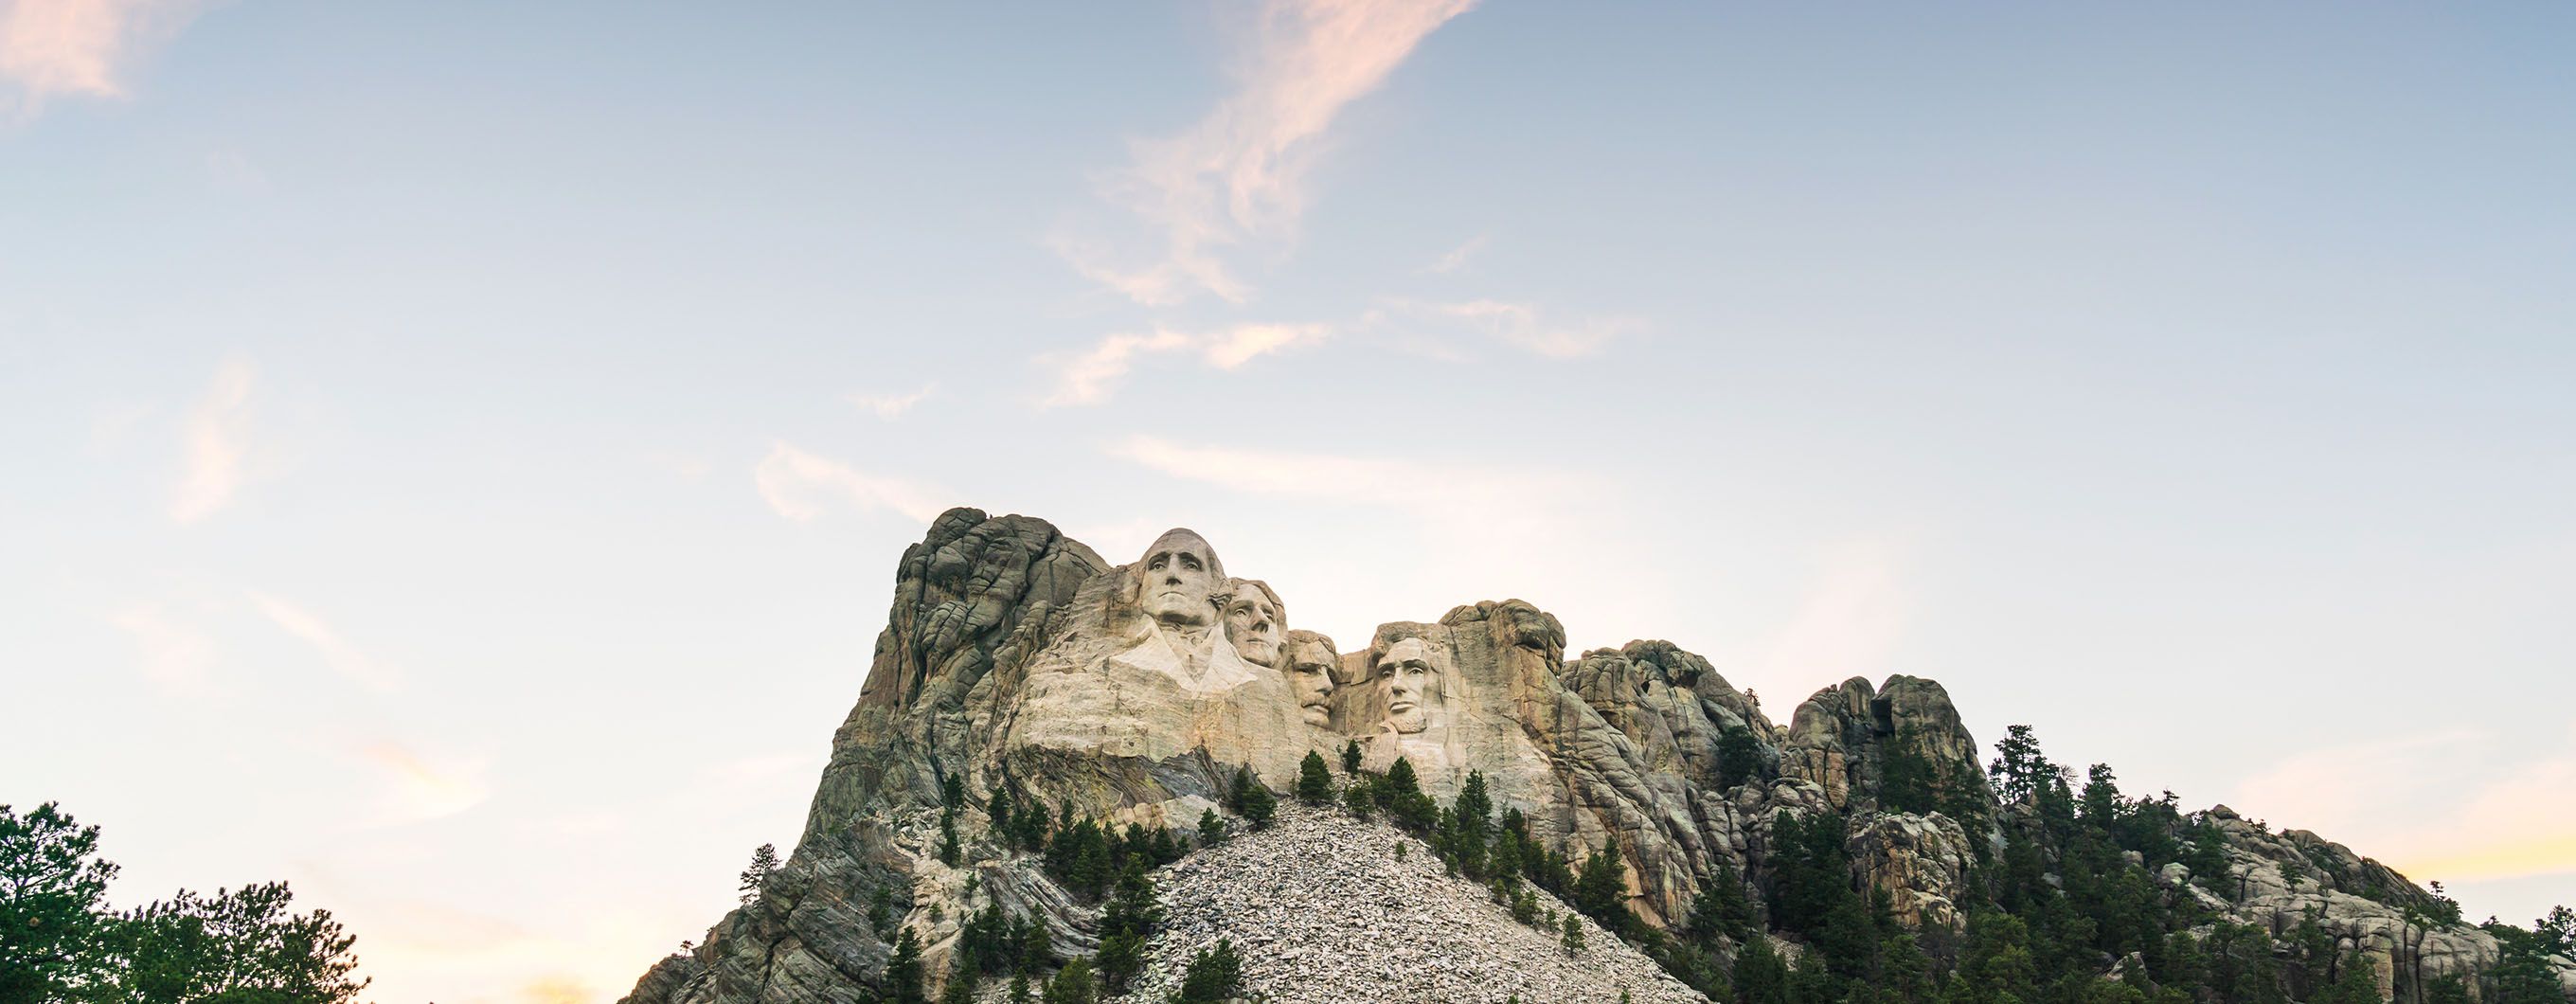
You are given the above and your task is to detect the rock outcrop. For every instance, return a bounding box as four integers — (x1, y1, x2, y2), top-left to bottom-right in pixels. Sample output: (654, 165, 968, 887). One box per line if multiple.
(618, 510, 2573, 1004)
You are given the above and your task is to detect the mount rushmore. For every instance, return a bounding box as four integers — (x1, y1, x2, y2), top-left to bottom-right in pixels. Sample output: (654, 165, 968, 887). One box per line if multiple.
(619, 509, 2576, 1004)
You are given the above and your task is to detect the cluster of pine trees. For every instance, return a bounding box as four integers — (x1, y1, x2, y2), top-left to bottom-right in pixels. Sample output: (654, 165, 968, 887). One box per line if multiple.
(0, 801, 368, 1004)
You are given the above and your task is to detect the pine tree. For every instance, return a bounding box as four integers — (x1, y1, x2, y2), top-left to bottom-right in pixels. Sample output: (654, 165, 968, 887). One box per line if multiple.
(1233, 767, 1277, 829)
(1733, 933, 1788, 1004)
(1175, 937, 1244, 1003)
(1562, 913, 1587, 955)
(1297, 750, 1334, 805)
(1690, 862, 1757, 943)
(1197, 808, 1226, 848)
(1342, 739, 1364, 775)
(738, 843, 780, 905)
(884, 927, 927, 1004)
(1042, 958, 1096, 1004)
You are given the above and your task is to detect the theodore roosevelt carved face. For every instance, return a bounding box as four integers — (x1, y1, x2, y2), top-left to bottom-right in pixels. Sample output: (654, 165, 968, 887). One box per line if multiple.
(1138, 529, 1222, 627)
(1376, 637, 1441, 735)
(1280, 629, 1337, 728)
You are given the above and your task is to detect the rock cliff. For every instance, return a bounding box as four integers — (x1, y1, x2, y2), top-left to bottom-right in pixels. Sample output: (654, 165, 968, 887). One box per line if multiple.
(618, 510, 2574, 1004)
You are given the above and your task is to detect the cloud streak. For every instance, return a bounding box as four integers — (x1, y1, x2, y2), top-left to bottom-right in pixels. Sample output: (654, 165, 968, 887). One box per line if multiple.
(362, 742, 491, 825)
(0, 0, 197, 118)
(1063, 0, 1479, 305)
(1385, 298, 1636, 358)
(1039, 322, 1330, 407)
(249, 590, 403, 692)
(850, 383, 937, 420)
(170, 354, 256, 524)
(753, 442, 950, 524)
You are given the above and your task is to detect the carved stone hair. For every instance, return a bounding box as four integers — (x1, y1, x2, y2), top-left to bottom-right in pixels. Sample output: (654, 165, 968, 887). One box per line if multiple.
(1212, 577, 1285, 627)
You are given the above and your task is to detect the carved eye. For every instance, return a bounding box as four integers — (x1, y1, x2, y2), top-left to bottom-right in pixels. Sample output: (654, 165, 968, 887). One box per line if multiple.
(1180, 554, 1201, 570)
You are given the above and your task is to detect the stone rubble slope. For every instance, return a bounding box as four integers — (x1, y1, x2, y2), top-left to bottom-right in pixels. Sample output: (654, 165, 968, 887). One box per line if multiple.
(1115, 803, 1708, 1004)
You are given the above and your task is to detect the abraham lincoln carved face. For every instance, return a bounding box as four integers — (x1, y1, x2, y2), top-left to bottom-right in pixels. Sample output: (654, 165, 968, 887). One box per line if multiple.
(1376, 637, 1441, 735)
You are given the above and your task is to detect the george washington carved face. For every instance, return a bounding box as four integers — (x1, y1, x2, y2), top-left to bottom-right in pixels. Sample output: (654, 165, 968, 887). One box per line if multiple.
(1138, 529, 1223, 627)
(1280, 630, 1337, 728)
(1220, 579, 1283, 668)
(1375, 637, 1440, 735)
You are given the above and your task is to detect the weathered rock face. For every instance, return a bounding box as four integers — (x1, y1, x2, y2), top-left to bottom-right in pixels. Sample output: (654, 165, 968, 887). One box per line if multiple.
(2181, 807, 2576, 1004)
(618, 511, 2572, 1004)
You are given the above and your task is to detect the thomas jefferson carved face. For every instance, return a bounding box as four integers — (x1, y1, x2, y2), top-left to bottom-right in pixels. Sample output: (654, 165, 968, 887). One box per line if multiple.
(1138, 529, 1222, 627)
(1221, 579, 1283, 668)
(1376, 637, 1440, 735)
(1281, 632, 1337, 728)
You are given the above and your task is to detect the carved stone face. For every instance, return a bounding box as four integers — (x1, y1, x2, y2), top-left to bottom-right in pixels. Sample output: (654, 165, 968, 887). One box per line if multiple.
(1282, 636, 1336, 728)
(1376, 637, 1440, 735)
(1138, 529, 1220, 627)
(1222, 581, 1282, 667)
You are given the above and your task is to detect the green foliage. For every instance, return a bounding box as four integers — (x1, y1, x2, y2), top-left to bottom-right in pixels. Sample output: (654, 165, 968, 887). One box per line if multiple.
(1733, 935, 1788, 1004)
(1228, 765, 1278, 830)
(1562, 913, 1587, 955)
(1987, 725, 2061, 805)
(0, 801, 118, 1002)
(1297, 751, 1334, 806)
(739, 842, 779, 905)
(1689, 862, 1758, 944)
(2309, 949, 2384, 1004)
(0, 802, 370, 1004)
(1881, 729, 1941, 816)
(1573, 835, 1636, 935)
(1092, 862, 1159, 994)
(1380, 758, 1438, 833)
(1041, 957, 1096, 1004)
(101, 882, 369, 1004)
(1341, 776, 1375, 820)
(1173, 937, 1243, 1003)
(884, 926, 926, 1004)
(1342, 739, 1364, 775)
(1767, 810, 1856, 939)
(1719, 727, 1764, 790)
(1197, 808, 1226, 848)
(1956, 912, 2040, 1004)
(2483, 918, 2567, 1004)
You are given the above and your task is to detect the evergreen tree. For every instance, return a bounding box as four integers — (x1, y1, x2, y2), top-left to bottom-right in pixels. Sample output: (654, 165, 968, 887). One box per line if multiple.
(1988, 725, 2059, 805)
(1689, 862, 1758, 943)
(1574, 837, 1632, 931)
(739, 843, 779, 905)
(1342, 777, 1375, 820)
(1562, 913, 1587, 955)
(1383, 757, 1437, 832)
(1881, 728, 1941, 816)
(2311, 949, 2384, 1004)
(1233, 767, 1277, 830)
(1342, 739, 1364, 775)
(1719, 728, 1763, 790)
(1297, 751, 1334, 806)
(939, 811, 962, 867)
(1174, 937, 1243, 1003)
(103, 882, 370, 1004)
(884, 927, 926, 1004)
(0, 801, 118, 1002)
(1041, 957, 1096, 1004)
(988, 786, 1015, 848)
(1007, 970, 1031, 1004)
(1197, 808, 1226, 848)
(1956, 912, 2040, 1004)
(1093, 862, 1160, 994)
(1452, 771, 1494, 879)
(1733, 934, 1789, 1004)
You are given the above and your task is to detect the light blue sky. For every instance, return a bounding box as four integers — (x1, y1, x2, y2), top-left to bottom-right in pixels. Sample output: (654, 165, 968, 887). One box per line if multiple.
(5, 3, 2572, 1002)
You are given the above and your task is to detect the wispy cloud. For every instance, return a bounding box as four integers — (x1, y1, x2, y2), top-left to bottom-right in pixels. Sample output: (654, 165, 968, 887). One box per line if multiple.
(362, 742, 491, 825)
(1103, 434, 1561, 538)
(1383, 297, 1636, 358)
(1039, 322, 1330, 407)
(1427, 234, 1489, 274)
(752, 442, 949, 524)
(170, 353, 256, 524)
(249, 590, 402, 692)
(1062, 0, 1479, 305)
(0, 0, 199, 118)
(110, 602, 213, 696)
(850, 382, 937, 420)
